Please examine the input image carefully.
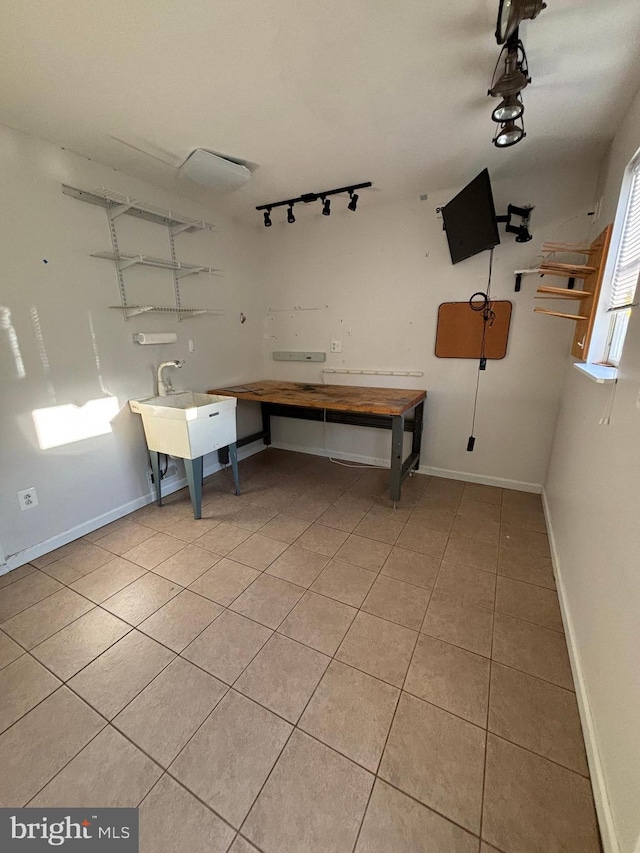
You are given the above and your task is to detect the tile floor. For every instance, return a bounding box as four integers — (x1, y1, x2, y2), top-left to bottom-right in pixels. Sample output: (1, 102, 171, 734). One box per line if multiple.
(0, 449, 602, 852)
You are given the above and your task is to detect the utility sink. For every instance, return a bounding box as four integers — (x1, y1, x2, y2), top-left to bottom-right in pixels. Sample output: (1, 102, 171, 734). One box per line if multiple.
(129, 392, 237, 460)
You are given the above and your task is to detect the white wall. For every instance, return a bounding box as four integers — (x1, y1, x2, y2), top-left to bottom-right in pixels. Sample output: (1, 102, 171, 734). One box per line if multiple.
(0, 124, 264, 569)
(545, 88, 640, 853)
(254, 167, 596, 489)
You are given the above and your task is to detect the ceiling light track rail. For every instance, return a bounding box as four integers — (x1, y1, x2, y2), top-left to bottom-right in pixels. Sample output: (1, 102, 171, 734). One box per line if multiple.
(256, 181, 372, 226)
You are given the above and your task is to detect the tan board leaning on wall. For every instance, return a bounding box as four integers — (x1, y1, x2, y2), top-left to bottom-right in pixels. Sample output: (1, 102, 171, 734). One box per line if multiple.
(435, 300, 512, 359)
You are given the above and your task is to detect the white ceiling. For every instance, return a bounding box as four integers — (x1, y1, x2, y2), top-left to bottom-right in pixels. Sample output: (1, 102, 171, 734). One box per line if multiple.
(1, 0, 639, 219)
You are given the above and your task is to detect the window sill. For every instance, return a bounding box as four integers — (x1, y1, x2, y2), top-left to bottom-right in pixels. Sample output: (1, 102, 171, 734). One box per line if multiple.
(573, 363, 618, 384)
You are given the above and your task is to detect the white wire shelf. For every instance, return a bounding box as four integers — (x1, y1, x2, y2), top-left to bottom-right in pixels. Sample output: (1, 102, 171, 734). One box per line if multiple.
(109, 305, 225, 319)
(92, 252, 222, 278)
(62, 185, 214, 232)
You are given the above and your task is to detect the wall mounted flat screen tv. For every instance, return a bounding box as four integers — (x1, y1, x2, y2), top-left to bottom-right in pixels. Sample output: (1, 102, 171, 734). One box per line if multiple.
(442, 168, 500, 264)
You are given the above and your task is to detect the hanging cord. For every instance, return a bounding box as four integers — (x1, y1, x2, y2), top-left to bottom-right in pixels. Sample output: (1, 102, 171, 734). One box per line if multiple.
(467, 249, 495, 450)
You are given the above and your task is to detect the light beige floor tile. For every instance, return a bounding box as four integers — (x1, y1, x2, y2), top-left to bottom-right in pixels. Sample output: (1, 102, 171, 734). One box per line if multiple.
(228, 503, 278, 532)
(42, 542, 114, 583)
(258, 513, 311, 543)
(252, 487, 297, 511)
(0, 571, 62, 623)
(0, 564, 36, 590)
(69, 630, 174, 719)
(114, 657, 227, 766)
(481, 844, 502, 853)
(489, 662, 588, 775)
(182, 610, 272, 684)
(227, 532, 289, 570)
(162, 515, 220, 543)
(29, 725, 161, 807)
(151, 543, 219, 586)
(496, 576, 563, 631)
(353, 513, 404, 545)
(279, 591, 356, 656)
(188, 559, 260, 606)
(482, 734, 600, 853)
(450, 515, 500, 546)
(285, 494, 333, 522)
(0, 687, 104, 806)
(493, 613, 573, 690)
(317, 500, 367, 533)
(1, 587, 94, 649)
(30, 539, 85, 569)
(379, 692, 485, 833)
(265, 545, 329, 587)
(356, 778, 478, 853)
(310, 559, 377, 607)
(83, 517, 130, 543)
(235, 633, 330, 723)
(70, 557, 146, 603)
(122, 532, 185, 570)
(500, 525, 551, 558)
(31, 608, 131, 680)
(396, 524, 448, 558)
(421, 592, 493, 657)
(335, 534, 392, 571)
(244, 729, 373, 853)
(299, 660, 399, 771)
(381, 546, 439, 589)
(193, 521, 251, 555)
(0, 630, 24, 670)
(434, 562, 496, 610)
(133, 500, 192, 531)
(424, 477, 465, 502)
(296, 523, 350, 557)
(138, 589, 222, 652)
(0, 655, 61, 733)
(139, 774, 235, 853)
(502, 489, 543, 511)
(408, 504, 456, 532)
(170, 689, 292, 828)
(368, 501, 413, 523)
(230, 574, 304, 629)
(362, 575, 430, 630)
(462, 482, 502, 505)
(501, 504, 547, 533)
(456, 499, 502, 524)
(443, 535, 498, 573)
(498, 548, 556, 589)
(97, 521, 156, 556)
(102, 573, 181, 626)
(336, 611, 417, 687)
(405, 634, 490, 726)
(229, 837, 260, 853)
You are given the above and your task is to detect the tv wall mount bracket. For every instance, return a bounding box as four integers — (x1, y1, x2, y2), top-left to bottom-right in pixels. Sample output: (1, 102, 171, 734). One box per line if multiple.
(436, 203, 534, 245)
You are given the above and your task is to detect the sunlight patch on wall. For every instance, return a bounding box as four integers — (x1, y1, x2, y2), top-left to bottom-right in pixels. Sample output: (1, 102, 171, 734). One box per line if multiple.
(0, 306, 26, 379)
(32, 397, 120, 450)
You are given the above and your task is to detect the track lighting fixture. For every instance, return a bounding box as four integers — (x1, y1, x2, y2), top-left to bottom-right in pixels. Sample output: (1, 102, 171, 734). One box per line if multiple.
(496, 0, 546, 45)
(489, 43, 529, 98)
(491, 93, 524, 123)
(256, 181, 371, 226)
(493, 119, 526, 148)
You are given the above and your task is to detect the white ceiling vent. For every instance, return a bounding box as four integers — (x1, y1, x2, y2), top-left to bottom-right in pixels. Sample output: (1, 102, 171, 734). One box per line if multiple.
(179, 149, 251, 194)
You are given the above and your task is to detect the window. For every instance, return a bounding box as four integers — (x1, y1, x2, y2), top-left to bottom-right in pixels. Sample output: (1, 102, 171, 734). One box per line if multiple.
(604, 159, 640, 365)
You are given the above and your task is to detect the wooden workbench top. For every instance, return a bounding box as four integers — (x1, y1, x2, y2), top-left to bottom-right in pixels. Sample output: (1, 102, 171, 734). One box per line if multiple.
(207, 380, 426, 416)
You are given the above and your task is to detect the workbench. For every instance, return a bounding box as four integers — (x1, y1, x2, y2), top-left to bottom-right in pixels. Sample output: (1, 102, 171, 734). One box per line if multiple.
(207, 380, 427, 503)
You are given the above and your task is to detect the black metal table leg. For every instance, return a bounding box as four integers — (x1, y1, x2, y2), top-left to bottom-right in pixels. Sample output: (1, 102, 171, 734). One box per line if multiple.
(228, 442, 240, 495)
(184, 457, 204, 519)
(261, 402, 272, 446)
(412, 401, 424, 460)
(390, 414, 405, 504)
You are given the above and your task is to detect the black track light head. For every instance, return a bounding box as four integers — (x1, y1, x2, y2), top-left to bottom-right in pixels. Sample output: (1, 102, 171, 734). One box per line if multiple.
(287, 204, 295, 224)
(348, 191, 358, 211)
(322, 198, 331, 216)
(256, 182, 371, 226)
(263, 209, 272, 227)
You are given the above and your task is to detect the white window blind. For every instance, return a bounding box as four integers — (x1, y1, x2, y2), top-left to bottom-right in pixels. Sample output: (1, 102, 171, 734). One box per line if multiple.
(608, 164, 640, 311)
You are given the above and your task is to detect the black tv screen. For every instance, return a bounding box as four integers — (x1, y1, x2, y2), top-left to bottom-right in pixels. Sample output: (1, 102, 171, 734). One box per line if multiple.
(442, 169, 500, 264)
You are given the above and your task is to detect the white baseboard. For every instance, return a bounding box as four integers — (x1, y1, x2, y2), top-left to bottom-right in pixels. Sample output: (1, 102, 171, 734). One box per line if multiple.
(418, 465, 542, 494)
(0, 442, 265, 575)
(541, 487, 619, 853)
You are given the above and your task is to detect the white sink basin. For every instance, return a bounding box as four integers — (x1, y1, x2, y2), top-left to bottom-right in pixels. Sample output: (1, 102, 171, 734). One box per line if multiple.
(129, 392, 237, 459)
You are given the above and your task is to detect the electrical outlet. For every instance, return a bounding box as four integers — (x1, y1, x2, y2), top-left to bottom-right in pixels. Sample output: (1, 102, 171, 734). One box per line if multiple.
(17, 488, 38, 511)
(331, 340, 342, 353)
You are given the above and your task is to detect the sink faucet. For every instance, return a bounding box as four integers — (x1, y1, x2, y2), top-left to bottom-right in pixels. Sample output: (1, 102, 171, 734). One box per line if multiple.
(157, 360, 185, 396)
